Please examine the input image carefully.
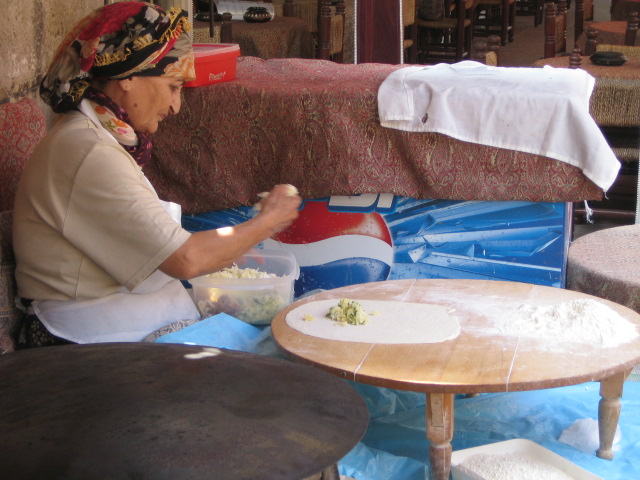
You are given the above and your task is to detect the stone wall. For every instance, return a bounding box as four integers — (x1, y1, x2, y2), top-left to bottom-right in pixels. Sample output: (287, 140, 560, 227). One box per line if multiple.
(0, 0, 103, 104)
(0, 0, 358, 104)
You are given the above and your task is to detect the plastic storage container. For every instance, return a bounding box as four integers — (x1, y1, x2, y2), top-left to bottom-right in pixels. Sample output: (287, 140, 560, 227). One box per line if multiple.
(184, 43, 240, 87)
(190, 249, 299, 325)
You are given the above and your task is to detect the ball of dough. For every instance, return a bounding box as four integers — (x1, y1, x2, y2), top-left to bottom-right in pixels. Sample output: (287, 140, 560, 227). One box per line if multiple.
(254, 184, 299, 211)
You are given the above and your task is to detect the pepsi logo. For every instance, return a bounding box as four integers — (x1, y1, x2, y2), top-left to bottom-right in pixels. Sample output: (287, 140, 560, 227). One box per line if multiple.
(264, 200, 394, 296)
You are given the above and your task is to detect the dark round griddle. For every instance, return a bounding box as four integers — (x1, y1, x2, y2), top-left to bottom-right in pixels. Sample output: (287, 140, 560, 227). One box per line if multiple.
(0, 343, 369, 480)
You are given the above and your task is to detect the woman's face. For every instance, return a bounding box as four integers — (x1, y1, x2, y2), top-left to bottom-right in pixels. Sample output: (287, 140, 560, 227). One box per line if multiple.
(119, 76, 185, 134)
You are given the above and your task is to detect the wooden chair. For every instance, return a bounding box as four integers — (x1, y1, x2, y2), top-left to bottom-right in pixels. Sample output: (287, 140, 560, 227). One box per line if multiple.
(270, 0, 346, 62)
(590, 39, 640, 223)
(271, 0, 317, 33)
(416, 0, 476, 64)
(612, 0, 640, 21)
(543, 0, 567, 58)
(403, 0, 419, 63)
(192, 1, 234, 43)
(574, 21, 640, 224)
(515, 0, 543, 27)
(583, 12, 639, 56)
(316, 0, 346, 61)
(573, 0, 594, 44)
(472, 34, 501, 64)
(474, 0, 515, 45)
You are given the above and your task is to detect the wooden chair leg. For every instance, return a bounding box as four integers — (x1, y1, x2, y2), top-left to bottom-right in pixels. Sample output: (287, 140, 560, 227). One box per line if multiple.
(301, 463, 340, 480)
(467, 3, 475, 58)
(501, 0, 509, 44)
(321, 463, 340, 480)
(408, 24, 418, 63)
(535, 0, 544, 26)
(509, 0, 516, 41)
(457, 23, 465, 60)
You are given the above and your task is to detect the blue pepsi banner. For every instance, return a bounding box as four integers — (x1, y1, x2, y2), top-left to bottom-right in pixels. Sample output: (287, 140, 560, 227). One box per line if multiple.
(182, 195, 571, 297)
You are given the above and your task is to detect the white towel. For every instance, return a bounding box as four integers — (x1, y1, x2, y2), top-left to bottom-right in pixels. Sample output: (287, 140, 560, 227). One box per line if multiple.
(378, 61, 620, 192)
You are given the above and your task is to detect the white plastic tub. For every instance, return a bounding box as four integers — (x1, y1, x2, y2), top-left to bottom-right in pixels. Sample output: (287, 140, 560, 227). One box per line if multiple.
(190, 249, 299, 325)
(451, 439, 602, 480)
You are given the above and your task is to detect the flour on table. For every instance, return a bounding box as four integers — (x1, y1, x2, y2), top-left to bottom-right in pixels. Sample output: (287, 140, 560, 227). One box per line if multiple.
(285, 299, 460, 344)
(458, 452, 577, 480)
(499, 298, 638, 347)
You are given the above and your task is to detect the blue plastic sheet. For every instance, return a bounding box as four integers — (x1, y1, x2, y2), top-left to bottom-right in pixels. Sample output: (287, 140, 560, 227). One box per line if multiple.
(154, 317, 640, 480)
(342, 382, 640, 480)
(154, 313, 278, 356)
(338, 442, 427, 480)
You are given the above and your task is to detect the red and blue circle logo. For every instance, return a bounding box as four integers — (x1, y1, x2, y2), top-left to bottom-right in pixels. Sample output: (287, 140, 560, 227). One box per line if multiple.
(265, 201, 394, 296)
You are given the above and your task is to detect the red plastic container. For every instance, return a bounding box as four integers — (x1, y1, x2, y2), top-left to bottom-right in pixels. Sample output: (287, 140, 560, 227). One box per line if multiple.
(184, 43, 241, 87)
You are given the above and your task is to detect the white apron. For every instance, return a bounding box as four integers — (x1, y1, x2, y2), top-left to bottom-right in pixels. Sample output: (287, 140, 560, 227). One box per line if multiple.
(33, 270, 200, 343)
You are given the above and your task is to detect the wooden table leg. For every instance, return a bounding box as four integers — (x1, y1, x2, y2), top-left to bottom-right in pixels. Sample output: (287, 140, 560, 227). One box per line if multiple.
(426, 392, 454, 480)
(597, 369, 632, 460)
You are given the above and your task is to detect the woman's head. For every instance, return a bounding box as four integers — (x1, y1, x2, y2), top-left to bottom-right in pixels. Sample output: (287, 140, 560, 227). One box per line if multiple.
(101, 75, 184, 134)
(40, 1, 195, 120)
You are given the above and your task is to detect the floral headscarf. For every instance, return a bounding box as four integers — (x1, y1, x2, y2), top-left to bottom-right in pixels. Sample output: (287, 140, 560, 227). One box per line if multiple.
(39, 2, 195, 165)
(41, 2, 195, 113)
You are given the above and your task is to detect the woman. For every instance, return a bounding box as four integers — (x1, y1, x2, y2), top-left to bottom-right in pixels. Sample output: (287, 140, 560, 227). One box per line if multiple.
(12, 2, 301, 347)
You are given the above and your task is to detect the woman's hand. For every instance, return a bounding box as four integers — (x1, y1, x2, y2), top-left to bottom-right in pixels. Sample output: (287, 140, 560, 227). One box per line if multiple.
(255, 184, 302, 234)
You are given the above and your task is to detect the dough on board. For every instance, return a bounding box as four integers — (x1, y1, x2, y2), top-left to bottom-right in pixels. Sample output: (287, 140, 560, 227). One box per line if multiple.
(286, 299, 461, 344)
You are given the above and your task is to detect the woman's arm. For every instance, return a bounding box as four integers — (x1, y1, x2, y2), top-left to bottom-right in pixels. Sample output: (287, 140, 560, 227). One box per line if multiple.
(159, 184, 301, 279)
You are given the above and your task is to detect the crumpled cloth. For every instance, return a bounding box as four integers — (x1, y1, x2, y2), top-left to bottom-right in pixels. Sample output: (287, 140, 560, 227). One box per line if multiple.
(378, 61, 621, 192)
(558, 417, 621, 455)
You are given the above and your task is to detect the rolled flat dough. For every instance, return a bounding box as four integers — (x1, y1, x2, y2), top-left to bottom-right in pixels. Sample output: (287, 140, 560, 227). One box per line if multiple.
(285, 299, 461, 344)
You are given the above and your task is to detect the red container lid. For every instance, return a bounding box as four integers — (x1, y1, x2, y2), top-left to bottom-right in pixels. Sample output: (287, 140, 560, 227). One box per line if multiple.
(192, 43, 240, 57)
(185, 43, 241, 88)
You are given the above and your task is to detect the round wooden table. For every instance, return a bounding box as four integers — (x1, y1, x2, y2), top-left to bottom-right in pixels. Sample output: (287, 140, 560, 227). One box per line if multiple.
(0, 343, 369, 480)
(271, 279, 640, 480)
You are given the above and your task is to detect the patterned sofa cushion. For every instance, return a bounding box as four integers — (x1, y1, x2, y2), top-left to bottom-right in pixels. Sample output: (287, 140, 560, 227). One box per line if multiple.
(0, 97, 47, 211)
(0, 97, 46, 353)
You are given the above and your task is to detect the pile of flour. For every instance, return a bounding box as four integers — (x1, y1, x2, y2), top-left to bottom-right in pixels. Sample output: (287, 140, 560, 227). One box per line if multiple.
(458, 452, 577, 480)
(498, 298, 638, 347)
